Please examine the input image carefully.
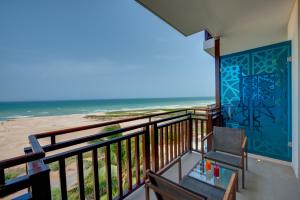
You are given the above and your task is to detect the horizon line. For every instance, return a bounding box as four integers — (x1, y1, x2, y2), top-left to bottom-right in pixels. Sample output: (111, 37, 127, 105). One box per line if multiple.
(0, 96, 215, 103)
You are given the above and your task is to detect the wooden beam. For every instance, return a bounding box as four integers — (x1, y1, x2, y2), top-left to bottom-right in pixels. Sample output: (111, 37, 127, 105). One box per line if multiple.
(215, 38, 221, 108)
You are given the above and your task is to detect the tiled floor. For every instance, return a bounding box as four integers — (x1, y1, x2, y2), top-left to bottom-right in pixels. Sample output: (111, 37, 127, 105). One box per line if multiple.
(125, 152, 300, 200)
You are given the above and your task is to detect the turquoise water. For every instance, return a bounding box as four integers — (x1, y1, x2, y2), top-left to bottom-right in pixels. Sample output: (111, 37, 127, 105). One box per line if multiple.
(0, 97, 215, 121)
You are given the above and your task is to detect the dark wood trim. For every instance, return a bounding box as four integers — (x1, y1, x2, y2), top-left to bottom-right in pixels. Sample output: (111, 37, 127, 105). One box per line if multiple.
(34, 109, 188, 138)
(195, 119, 199, 151)
(170, 125, 174, 160)
(165, 126, 169, 164)
(159, 128, 164, 168)
(0, 168, 4, 185)
(126, 138, 133, 192)
(116, 141, 123, 198)
(143, 126, 151, 177)
(59, 159, 67, 200)
(77, 153, 85, 200)
(188, 117, 192, 151)
(206, 112, 213, 151)
(30, 167, 51, 200)
(105, 145, 112, 200)
(135, 136, 141, 186)
(153, 124, 159, 172)
(174, 124, 178, 158)
(215, 38, 221, 108)
(92, 149, 100, 200)
(50, 135, 56, 145)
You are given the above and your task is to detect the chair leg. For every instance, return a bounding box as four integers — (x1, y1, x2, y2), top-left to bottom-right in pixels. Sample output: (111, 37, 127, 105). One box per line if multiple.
(242, 168, 245, 189)
(236, 172, 239, 192)
(145, 184, 149, 200)
(246, 143, 248, 171)
(178, 158, 182, 181)
(246, 152, 248, 171)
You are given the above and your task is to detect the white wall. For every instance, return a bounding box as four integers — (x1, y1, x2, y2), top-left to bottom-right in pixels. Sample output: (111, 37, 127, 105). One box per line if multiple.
(287, 0, 300, 178)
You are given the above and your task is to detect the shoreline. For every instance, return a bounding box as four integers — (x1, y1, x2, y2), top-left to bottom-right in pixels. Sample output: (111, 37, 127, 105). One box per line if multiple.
(0, 106, 205, 160)
(0, 112, 107, 160)
(0, 103, 212, 122)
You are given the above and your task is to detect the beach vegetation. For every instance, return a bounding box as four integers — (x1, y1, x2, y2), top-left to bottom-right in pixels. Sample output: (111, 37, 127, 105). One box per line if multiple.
(4, 167, 25, 180)
(84, 108, 181, 120)
(50, 123, 141, 200)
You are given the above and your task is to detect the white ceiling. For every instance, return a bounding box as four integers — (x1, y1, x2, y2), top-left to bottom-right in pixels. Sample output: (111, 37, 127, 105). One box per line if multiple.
(137, 0, 296, 56)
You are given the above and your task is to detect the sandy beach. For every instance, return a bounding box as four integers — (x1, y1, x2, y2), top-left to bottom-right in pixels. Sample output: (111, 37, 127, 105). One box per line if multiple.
(0, 110, 156, 200)
(0, 110, 157, 160)
(0, 112, 111, 160)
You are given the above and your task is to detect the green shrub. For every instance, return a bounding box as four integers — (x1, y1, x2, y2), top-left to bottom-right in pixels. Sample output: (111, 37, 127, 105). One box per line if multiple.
(5, 167, 25, 180)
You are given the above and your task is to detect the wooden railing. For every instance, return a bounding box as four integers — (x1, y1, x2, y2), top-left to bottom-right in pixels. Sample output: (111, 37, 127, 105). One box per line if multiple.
(191, 105, 222, 153)
(0, 105, 221, 200)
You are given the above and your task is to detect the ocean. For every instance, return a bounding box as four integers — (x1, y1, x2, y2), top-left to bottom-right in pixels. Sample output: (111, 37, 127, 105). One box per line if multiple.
(0, 97, 215, 121)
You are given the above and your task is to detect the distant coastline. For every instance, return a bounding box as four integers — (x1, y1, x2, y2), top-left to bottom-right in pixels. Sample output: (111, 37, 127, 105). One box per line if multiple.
(0, 97, 215, 121)
(0, 96, 215, 159)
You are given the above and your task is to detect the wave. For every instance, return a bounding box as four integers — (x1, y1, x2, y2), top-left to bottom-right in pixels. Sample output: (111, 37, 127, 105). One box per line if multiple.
(39, 112, 49, 115)
(92, 102, 213, 113)
(4, 115, 32, 120)
(0, 98, 215, 120)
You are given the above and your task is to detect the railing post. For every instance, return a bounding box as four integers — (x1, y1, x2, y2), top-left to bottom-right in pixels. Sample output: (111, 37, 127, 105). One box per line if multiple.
(188, 114, 193, 152)
(151, 123, 159, 172)
(0, 168, 4, 186)
(217, 108, 222, 127)
(144, 126, 151, 175)
(29, 160, 51, 200)
(206, 110, 213, 152)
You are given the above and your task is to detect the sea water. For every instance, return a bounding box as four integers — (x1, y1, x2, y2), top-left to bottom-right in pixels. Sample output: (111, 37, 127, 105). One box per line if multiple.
(0, 97, 215, 121)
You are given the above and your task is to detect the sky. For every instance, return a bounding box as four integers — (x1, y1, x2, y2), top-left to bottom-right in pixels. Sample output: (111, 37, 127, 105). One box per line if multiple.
(0, 0, 215, 102)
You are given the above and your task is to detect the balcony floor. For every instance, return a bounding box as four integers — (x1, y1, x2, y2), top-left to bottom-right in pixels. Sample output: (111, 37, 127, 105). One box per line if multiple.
(125, 152, 300, 200)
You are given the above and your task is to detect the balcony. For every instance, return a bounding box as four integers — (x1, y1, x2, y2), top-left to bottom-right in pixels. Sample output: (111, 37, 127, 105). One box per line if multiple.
(1, 0, 300, 199)
(0, 106, 299, 200)
(128, 153, 300, 200)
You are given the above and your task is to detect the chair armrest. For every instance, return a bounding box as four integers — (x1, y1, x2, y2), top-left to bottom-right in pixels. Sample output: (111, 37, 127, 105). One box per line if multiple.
(223, 173, 237, 200)
(157, 156, 182, 180)
(241, 137, 247, 150)
(201, 132, 213, 142)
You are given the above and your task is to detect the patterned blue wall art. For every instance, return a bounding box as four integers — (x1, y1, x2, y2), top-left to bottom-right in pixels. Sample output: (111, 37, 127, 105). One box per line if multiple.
(220, 41, 291, 161)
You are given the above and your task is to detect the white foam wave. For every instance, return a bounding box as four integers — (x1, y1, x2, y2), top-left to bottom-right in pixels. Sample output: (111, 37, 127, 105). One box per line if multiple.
(6, 115, 31, 119)
(92, 102, 213, 113)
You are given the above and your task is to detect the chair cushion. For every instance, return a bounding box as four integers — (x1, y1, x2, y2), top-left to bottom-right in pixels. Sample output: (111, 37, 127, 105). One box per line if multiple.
(204, 151, 242, 168)
(213, 126, 245, 155)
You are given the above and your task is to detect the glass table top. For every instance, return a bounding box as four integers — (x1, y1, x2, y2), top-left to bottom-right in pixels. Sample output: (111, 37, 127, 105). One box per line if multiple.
(188, 160, 235, 190)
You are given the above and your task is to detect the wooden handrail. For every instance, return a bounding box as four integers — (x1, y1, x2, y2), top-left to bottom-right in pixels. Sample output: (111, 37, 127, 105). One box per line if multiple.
(43, 129, 145, 163)
(201, 132, 213, 142)
(0, 175, 30, 197)
(33, 109, 190, 138)
(33, 106, 219, 139)
(0, 152, 44, 169)
(40, 113, 190, 152)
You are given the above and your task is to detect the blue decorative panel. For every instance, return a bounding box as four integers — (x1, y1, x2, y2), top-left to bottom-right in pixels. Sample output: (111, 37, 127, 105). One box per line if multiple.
(221, 41, 291, 161)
